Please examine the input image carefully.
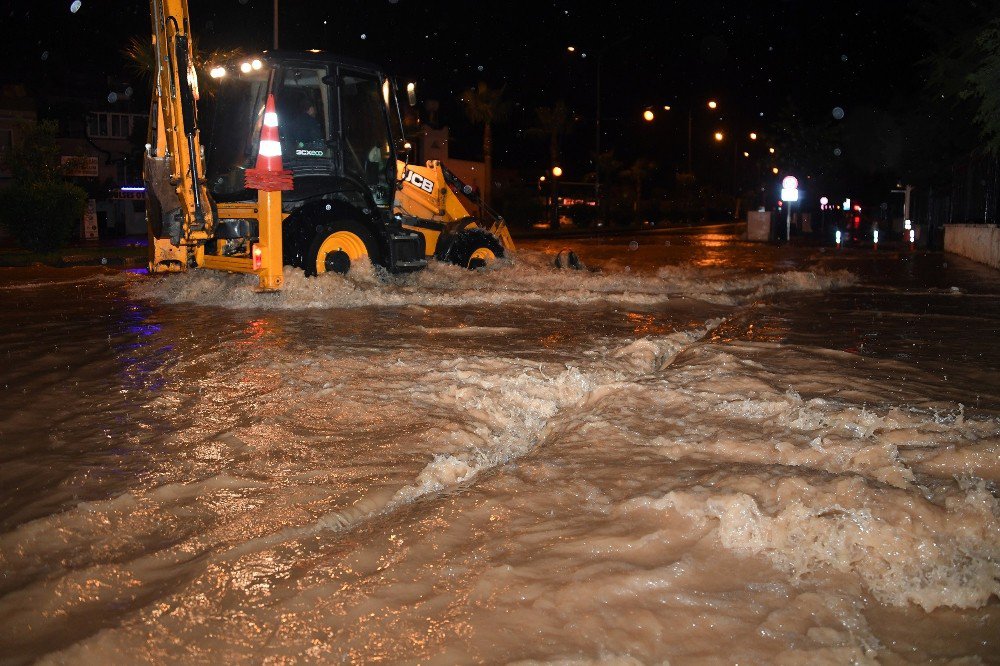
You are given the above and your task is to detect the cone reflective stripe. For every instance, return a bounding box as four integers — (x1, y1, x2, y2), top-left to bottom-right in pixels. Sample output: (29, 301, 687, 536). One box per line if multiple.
(245, 93, 293, 191)
(258, 139, 282, 158)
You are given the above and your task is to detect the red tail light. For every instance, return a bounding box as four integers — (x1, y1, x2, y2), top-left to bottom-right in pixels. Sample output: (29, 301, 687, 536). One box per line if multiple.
(252, 244, 263, 270)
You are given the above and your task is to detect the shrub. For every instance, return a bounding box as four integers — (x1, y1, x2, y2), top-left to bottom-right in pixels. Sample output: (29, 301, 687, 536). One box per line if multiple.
(0, 120, 88, 253)
(0, 180, 87, 253)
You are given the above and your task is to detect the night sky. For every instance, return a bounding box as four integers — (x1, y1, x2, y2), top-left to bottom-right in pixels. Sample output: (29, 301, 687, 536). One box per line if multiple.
(0, 1, 949, 192)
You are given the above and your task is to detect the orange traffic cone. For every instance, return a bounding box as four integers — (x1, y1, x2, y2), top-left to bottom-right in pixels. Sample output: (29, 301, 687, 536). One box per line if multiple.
(245, 93, 294, 191)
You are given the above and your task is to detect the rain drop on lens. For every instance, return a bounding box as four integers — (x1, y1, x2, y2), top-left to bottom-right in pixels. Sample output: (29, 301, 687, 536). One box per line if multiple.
(833, 147, 842, 156)
(629, 241, 639, 251)
(69, 0, 81, 13)
(832, 107, 845, 120)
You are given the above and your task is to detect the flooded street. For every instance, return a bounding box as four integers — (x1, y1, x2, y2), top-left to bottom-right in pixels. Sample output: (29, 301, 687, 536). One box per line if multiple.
(1, 229, 998, 664)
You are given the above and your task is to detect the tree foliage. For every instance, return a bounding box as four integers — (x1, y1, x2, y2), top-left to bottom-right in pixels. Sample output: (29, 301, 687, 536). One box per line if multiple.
(0, 121, 87, 253)
(459, 82, 508, 205)
(530, 101, 572, 167)
(964, 21, 1000, 152)
(922, 3, 1000, 154)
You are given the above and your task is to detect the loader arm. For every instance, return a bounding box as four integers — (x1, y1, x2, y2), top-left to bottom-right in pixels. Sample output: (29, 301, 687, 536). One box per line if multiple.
(394, 160, 514, 255)
(144, 0, 215, 271)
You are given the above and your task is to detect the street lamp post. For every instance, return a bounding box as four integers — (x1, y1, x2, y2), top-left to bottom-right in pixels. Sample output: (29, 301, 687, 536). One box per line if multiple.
(273, 0, 279, 49)
(595, 50, 602, 222)
(656, 99, 717, 177)
(551, 166, 563, 229)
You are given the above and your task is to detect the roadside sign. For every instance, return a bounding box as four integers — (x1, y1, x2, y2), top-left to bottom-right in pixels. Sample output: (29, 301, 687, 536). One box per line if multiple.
(82, 199, 98, 239)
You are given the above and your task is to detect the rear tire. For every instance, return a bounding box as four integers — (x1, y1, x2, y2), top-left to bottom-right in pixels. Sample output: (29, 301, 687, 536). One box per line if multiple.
(306, 221, 380, 276)
(443, 230, 504, 270)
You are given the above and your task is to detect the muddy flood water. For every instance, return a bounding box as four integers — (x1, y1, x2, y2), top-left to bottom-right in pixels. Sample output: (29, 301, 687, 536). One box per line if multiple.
(1, 229, 998, 664)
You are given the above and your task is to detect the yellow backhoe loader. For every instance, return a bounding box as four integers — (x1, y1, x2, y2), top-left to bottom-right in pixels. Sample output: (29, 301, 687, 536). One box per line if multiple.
(144, 0, 513, 291)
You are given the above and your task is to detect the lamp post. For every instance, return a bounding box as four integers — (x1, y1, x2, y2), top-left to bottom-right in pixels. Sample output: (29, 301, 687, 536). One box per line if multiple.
(551, 166, 563, 229)
(648, 99, 718, 177)
(273, 0, 279, 49)
(595, 50, 602, 221)
(567, 45, 605, 222)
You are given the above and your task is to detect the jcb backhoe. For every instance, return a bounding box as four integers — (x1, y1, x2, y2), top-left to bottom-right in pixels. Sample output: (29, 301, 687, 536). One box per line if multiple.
(144, 0, 513, 291)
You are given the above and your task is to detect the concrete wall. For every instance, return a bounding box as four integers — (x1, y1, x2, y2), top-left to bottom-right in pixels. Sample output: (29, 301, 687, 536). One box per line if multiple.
(746, 210, 774, 241)
(944, 224, 1000, 269)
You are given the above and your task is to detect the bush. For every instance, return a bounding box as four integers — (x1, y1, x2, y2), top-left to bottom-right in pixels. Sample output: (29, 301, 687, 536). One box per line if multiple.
(0, 180, 87, 253)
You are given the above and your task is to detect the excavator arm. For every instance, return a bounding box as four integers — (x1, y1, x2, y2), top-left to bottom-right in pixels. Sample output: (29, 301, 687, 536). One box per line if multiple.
(144, 0, 214, 271)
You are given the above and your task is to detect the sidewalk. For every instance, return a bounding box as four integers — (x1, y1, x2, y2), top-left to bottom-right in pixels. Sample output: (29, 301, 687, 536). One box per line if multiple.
(0, 236, 147, 268)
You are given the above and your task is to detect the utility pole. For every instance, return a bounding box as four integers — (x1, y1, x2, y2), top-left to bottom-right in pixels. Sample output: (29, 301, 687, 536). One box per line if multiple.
(273, 0, 279, 49)
(687, 106, 693, 175)
(595, 50, 602, 221)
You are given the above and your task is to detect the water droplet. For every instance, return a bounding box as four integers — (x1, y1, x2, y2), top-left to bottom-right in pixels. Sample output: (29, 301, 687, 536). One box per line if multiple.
(107, 92, 118, 103)
(477, 65, 483, 72)
(833, 147, 842, 156)
(832, 107, 845, 120)
(628, 241, 639, 251)
(841, 54, 848, 62)
(69, 0, 82, 13)
(360, 33, 367, 40)
(41, 51, 49, 60)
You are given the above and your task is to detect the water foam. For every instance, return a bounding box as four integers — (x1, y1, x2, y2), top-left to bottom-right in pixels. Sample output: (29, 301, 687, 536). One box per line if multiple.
(126, 251, 856, 310)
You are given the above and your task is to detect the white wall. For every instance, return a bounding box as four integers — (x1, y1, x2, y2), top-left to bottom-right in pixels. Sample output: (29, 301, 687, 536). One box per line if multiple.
(944, 224, 1000, 269)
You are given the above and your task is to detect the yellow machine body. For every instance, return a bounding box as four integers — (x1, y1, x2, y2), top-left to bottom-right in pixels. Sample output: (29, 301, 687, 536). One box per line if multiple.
(394, 160, 515, 256)
(145, 1, 512, 291)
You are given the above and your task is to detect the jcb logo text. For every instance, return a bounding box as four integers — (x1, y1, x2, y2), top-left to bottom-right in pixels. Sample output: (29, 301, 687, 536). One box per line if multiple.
(403, 170, 435, 194)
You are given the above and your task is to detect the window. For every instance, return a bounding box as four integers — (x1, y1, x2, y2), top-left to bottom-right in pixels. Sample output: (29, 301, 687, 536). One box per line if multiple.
(339, 70, 393, 203)
(275, 67, 332, 172)
(87, 112, 141, 139)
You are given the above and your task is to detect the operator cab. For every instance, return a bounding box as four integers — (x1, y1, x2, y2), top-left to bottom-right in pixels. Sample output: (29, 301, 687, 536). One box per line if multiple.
(205, 51, 404, 209)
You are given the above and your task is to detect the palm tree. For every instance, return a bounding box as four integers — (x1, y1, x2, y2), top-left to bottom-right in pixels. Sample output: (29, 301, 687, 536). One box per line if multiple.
(623, 158, 656, 214)
(122, 34, 244, 96)
(459, 82, 508, 206)
(532, 101, 572, 169)
(122, 36, 156, 86)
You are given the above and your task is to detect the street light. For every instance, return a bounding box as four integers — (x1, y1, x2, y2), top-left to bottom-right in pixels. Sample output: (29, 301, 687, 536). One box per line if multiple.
(714, 131, 724, 142)
(643, 109, 655, 122)
(658, 100, 720, 176)
(749, 132, 758, 140)
(550, 166, 563, 229)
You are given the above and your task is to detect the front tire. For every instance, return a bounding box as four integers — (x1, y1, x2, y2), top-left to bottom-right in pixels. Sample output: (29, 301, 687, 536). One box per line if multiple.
(442, 229, 504, 270)
(306, 221, 380, 276)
